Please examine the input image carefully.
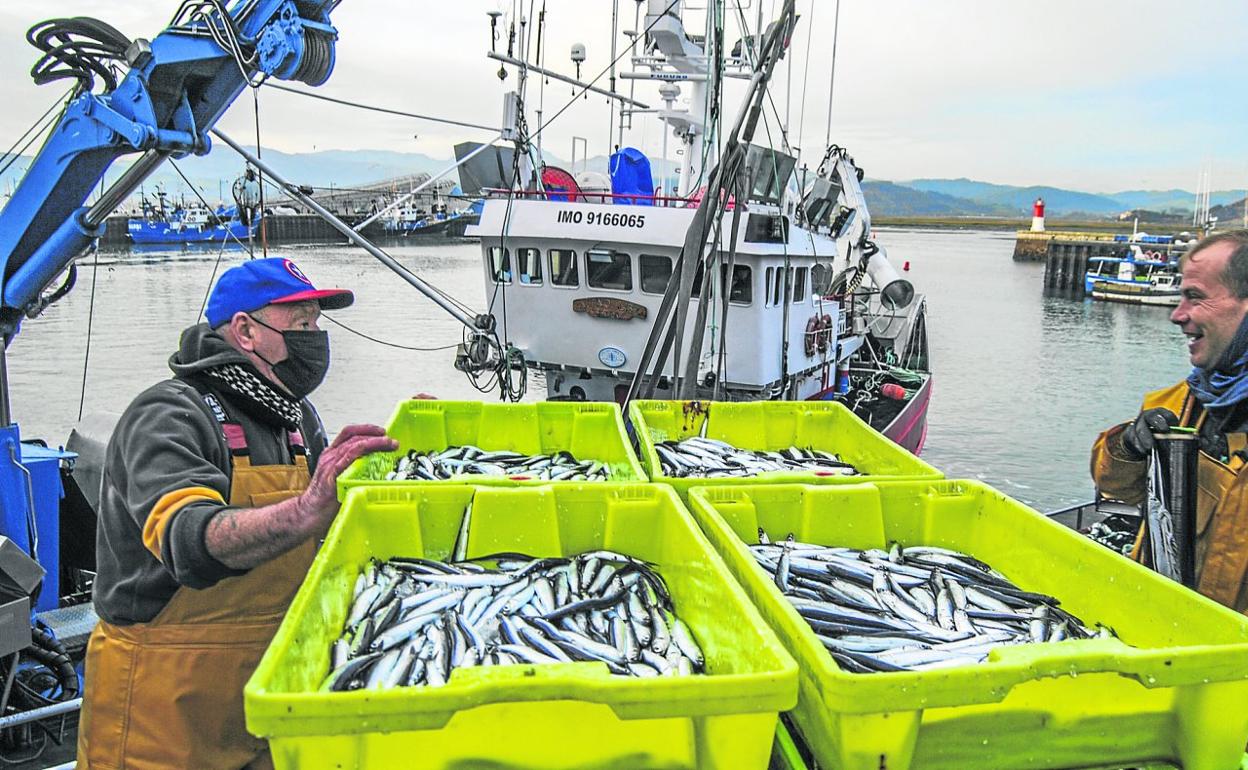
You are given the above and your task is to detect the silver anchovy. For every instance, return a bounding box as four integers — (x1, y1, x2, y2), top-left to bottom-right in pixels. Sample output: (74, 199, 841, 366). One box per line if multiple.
(320, 546, 705, 691)
(748, 536, 1106, 674)
(381, 445, 611, 482)
(655, 437, 860, 479)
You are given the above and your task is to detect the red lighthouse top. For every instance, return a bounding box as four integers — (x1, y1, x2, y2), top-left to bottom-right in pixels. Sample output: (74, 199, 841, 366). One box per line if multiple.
(1033, 198, 1045, 217)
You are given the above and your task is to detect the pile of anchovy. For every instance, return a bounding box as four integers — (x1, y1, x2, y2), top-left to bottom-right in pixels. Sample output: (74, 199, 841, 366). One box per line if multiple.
(1082, 515, 1139, 557)
(751, 534, 1105, 674)
(321, 549, 705, 691)
(382, 446, 611, 482)
(654, 436, 859, 478)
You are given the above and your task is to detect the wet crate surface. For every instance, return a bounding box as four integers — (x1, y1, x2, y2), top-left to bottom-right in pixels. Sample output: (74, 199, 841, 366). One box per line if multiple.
(628, 400, 941, 501)
(687, 481, 1248, 770)
(338, 400, 647, 498)
(246, 483, 797, 770)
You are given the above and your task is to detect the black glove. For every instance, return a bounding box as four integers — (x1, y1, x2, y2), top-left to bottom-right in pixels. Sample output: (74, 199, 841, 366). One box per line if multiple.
(1120, 407, 1179, 460)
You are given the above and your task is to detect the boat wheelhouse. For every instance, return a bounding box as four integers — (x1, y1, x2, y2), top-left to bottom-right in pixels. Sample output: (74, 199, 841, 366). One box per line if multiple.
(1084, 246, 1181, 306)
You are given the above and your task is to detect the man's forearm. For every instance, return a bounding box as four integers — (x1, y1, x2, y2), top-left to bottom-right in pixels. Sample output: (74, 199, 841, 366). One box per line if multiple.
(204, 496, 315, 570)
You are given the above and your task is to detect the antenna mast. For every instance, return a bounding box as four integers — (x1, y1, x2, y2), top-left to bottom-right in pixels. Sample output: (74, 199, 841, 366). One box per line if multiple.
(825, 0, 841, 147)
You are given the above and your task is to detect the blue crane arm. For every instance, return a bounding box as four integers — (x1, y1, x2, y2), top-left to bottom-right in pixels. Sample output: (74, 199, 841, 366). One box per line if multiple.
(0, 0, 341, 338)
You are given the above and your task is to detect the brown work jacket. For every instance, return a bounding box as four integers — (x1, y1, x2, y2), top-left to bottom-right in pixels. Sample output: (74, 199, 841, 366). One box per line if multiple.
(1091, 381, 1248, 613)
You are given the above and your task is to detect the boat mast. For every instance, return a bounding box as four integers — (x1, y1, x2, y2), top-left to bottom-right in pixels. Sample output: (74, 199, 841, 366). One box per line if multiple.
(535, 2, 547, 164)
(641, 0, 709, 197)
(516, 4, 533, 188)
(609, 0, 619, 155)
(825, 0, 841, 147)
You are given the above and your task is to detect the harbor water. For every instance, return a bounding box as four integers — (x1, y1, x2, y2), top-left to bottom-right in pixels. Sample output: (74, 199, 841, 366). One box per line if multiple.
(8, 227, 1190, 512)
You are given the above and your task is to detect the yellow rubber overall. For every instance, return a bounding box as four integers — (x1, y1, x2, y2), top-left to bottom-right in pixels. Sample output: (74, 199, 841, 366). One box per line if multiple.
(77, 453, 315, 769)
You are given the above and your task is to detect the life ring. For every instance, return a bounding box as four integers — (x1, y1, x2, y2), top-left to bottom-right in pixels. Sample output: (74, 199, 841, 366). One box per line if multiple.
(805, 315, 834, 356)
(816, 314, 833, 353)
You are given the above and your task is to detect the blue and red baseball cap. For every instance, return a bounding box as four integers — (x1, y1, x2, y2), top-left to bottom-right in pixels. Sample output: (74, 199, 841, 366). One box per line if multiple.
(205, 258, 354, 327)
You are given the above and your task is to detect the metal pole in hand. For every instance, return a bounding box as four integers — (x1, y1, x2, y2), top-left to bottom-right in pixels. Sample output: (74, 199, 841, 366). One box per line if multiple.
(1146, 429, 1199, 588)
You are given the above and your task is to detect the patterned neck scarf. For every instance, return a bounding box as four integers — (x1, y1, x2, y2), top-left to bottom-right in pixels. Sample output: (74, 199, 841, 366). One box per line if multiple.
(203, 363, 303, 429)
(1188, 314, 1248, 411)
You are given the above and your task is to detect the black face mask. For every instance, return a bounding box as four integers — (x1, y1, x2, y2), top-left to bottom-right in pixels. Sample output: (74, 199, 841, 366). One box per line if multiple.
(248, 315, 331, 400)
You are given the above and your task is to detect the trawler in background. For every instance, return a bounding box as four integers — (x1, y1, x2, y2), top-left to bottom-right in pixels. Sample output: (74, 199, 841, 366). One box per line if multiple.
(1084, 245, 1182, 306)
(466, 0, 931, 452)
(126, 187, 252, 245)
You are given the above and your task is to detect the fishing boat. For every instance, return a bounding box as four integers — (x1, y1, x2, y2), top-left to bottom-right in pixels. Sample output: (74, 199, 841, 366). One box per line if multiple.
(465, 0, 932, 453)
(1084, 245, 1181, 306)
(380, 195, 483, 237)
(126, 188, 252, 245)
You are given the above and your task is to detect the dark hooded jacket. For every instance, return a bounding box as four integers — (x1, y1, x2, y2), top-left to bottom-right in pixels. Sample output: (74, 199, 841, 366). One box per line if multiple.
(93, 324, 328, 625)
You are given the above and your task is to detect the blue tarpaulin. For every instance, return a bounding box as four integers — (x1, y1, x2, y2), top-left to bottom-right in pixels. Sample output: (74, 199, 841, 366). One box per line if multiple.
(609, 148, 654, 206)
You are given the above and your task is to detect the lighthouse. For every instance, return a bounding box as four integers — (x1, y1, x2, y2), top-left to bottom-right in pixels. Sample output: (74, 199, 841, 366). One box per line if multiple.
(1031, 197, 1046, 232)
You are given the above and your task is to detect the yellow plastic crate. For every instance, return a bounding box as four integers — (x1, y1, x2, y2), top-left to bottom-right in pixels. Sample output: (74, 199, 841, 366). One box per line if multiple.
(629, 399, 941, 500)
(338, 400, 647, 498)
(246, 483, 797, 770)
(687, 481, 1248, 770)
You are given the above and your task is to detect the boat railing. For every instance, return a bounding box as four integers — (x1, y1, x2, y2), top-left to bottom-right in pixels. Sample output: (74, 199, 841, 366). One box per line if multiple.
(481, 188, 699, 208)
(1045, 497, 1141, 531)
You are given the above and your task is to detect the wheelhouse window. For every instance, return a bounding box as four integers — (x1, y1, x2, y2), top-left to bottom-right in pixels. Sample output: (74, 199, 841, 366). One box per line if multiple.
(726, 265, 752, 304)
(488, 247, 511, 284)
(792, 267, 808, 303)
(587, 249, 633, 291)
(549, 249, 579, 287)
(517, 247, 543, 285)
(811, 263, 832, 296)
(769, 266, 785, 306)
(640, 254, 672, 294)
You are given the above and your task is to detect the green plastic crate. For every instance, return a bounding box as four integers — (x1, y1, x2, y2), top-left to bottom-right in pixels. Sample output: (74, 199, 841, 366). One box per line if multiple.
(338, 400, 647, 498)
(246, 483, 798, 770)
(629, 400, 942, 500)
(686, 481, 1248, 770)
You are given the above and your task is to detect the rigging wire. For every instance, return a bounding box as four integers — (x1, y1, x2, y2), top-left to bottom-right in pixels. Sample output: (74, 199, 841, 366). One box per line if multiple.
(261, 83, 500, 132)
(528, 0, 680, 147)
(76, 248, 99, 422)
(795, 0, 814, 167)
(825, 0, 841, 147)
(252, 171, 481, 318)
(166, 157, 256, 256)
(729, 1, 795, 155)
(253, 87, 267, 257)
(0, 88, 72, 173)
(197, 235, 233, 323)
(319, 314, 460, 352)
(0, 94, 73, 182)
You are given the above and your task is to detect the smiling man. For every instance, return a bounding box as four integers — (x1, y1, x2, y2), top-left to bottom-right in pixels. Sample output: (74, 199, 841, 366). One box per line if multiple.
(1091, 230, 1248, 612)
(78, 258, 398, 769)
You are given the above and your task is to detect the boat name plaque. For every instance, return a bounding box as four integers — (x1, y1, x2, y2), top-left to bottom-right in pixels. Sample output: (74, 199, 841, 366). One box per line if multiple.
(572, 297, 648, 321)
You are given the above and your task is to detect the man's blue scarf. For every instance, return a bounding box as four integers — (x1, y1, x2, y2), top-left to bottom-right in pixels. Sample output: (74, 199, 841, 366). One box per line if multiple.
(1188, 314, 1248, 410)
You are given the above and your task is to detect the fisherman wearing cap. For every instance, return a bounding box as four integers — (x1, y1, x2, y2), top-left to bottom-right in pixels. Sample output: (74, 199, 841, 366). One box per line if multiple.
(78, 258, 397, 769)
(1092, 230, 1248, 613)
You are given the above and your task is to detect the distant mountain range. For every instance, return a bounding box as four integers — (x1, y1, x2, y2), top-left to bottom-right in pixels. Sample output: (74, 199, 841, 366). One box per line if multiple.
(891, 177, 1243, 219)
(0, 147, 1241, 220)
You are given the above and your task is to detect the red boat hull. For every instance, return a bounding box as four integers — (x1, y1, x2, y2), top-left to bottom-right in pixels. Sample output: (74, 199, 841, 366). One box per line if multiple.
(807, 376, 932, 456)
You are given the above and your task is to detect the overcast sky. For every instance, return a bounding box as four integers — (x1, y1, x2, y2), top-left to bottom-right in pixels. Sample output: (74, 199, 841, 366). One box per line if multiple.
(0, 1, 1244, 193)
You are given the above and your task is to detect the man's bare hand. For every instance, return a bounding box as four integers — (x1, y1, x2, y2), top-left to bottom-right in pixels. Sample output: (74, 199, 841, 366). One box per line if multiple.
(297, 424, 397, 532)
